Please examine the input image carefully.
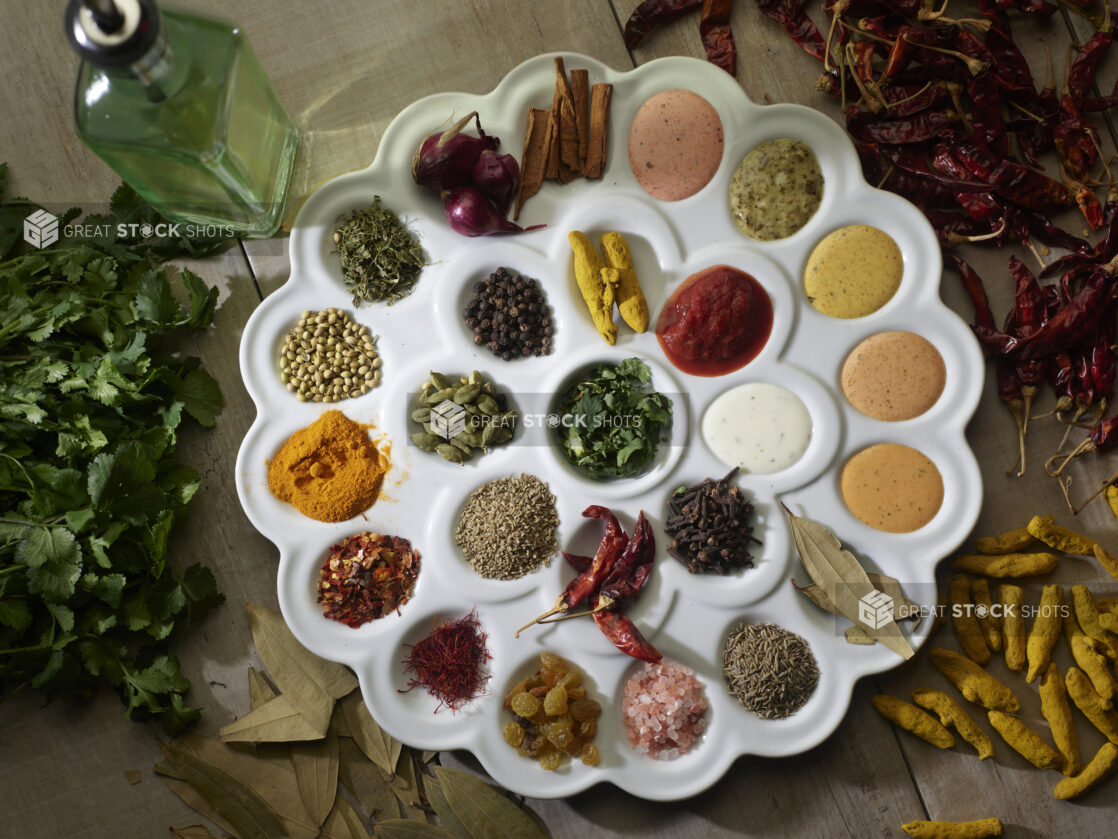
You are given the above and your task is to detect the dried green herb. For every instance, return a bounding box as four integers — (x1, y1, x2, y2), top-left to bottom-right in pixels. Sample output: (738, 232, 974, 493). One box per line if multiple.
(334, 197, 428, 305)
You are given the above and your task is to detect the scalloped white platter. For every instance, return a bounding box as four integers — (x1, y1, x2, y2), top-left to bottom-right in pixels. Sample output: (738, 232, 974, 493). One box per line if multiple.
(235, 53, 984, 801)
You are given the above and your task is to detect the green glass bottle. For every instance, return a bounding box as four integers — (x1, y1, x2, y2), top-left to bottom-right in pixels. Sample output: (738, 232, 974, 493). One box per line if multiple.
(66, 0, 299, 237)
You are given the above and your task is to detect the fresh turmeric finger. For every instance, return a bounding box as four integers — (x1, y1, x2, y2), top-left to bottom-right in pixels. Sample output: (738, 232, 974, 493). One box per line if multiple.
(872, 694, 955, 748)
(929, 648, 1020, 713)
(976, 527, 1037, 555)
(1039, 662, 1081, 776)
(599, 232, 648, 333)
(568, 231, 616, 344)
(912, 688, 993, 759)
(952, 552, 1059, 578)
(1054, 742, 1118, 800)
(987, 710, 1063, 771)
(951, 574, 990, 665)
(999, 584, 1026, 672)
(1093, 544, 1118, 582)
(1066, 667, 1118, 744)
(1071, 584, 1118, 660)
(1026, 584, 1064, 683)
(971, 578, 1002, 653)
(1027, 514, 1098, 555)
(901, 818, 1003, 839)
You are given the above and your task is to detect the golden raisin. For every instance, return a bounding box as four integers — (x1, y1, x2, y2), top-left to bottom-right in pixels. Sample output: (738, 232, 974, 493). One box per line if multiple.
(502, 721, 525, 747)
(567, 686, 587, 701)
(544, 720, 573, 749)
(539, 652, 565, 671)
(510, 691, 541, 718)
(569, 698, 601, 721)
(557, 670, 583, 690)
(543, 685, 568, 716)
(578, 718, 597, 738)
(581, 744, 600, 766)
(538, 749, 561, 771)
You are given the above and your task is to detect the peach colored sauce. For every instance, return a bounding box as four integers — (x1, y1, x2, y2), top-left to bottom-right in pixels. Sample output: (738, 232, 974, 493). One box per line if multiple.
(841, 331, 946, 421)
(628, 89, 723, 201)
(840, 443, 943, 533)
(804, 225, 902, 318)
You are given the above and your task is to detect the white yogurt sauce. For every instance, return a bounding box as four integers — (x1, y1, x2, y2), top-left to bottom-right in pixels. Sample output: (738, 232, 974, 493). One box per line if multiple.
(702, 382, 812, 474)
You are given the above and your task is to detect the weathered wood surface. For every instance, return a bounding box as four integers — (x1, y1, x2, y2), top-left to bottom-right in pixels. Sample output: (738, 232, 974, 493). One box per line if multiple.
(3, 1, 1118, 836)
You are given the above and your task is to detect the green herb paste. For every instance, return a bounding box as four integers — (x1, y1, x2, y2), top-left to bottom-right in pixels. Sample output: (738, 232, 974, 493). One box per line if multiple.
(729, 138, 823, 241)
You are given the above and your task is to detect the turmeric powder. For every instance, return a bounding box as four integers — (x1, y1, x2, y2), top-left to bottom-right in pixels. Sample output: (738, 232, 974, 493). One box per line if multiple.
(267, 410, 390, 522)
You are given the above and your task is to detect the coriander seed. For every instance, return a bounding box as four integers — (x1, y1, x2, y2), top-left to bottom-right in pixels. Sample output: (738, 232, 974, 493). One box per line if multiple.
(279, 308, 382, 402)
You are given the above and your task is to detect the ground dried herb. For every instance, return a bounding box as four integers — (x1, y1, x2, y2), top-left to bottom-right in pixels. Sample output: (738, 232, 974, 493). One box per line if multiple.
(333, 197, 428, 305)
(665, 468, 760, 574)
(401, 609, 492, 712)
(454, 474, 558, 579)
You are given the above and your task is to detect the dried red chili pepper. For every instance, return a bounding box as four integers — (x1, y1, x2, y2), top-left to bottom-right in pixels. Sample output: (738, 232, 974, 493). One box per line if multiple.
(1067, 24, 1113, 108)
(756, 0, 828, 62)
(699, 0, 736, 75)
(966, 70, 1008, 158)
(943, 129, 1073, 213)
(847, 107, 955, 144)
(623, 0, 702, 48)
(944, 252, 997, 331)
(596, 511, 655, 610)
(930, 142, 1004, 221)
(592, 606, 662, 663)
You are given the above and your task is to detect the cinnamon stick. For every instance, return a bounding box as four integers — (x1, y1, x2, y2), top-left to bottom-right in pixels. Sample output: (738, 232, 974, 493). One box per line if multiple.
(585, 83, 613, 179)
(570, 68, 590, 172)
(554, 57, 580, 184)
(515, 107, 550, 220)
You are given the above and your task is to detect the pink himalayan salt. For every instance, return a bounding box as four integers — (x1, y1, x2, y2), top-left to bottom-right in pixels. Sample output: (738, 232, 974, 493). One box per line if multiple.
(621, 660, 708, 760)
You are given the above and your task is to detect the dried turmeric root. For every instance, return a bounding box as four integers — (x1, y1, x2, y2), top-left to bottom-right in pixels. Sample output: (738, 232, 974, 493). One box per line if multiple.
(987, 710, 1063, 771)
(1093, 544, 1118, 582)
(568, 231, 616, 345)
(912, 689, 993, 759)
(952, 552, 1059, 578)
(1026, 514, 1098, 555)
(901, 818, 1003, 838)
(872, 694, 955, 748)
(1071, 584, 1118, 660)
(1054, 742, 1118, 800)
(951, 574, 990, 665)
(1065, 615, 1118, 708)
(976, 527, 1036, 555)
(1025, 584, 1064, 683)
(929, 648, 1020, 713)
(599, 232, 648, 333)
(971, 578, 1002, 653)
(1066, 667, 1118, 743)
(999, 584, 1027, 672)
(1039, 662, 1081, 776)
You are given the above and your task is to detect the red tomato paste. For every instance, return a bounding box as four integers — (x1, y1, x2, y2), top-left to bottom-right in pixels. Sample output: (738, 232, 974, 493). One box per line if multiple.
(655, 265, 773, 376)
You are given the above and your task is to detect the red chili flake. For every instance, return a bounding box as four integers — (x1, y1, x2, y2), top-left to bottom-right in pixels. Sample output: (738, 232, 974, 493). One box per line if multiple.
(400, 609, 492, 712)
(317, 532, 420, 628)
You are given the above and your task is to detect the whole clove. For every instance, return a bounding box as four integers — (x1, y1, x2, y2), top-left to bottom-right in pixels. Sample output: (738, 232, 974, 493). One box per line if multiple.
(665, 468, 760, 574)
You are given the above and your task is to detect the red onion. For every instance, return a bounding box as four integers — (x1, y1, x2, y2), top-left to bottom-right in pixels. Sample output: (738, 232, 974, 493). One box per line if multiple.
(472, 151, 520, 217)
(412, 111, 499, 192)
(441, 186, 545, 237)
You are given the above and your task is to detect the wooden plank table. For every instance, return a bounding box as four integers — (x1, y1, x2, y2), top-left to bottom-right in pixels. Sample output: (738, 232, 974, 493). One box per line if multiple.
(3, 1, 1117, 836)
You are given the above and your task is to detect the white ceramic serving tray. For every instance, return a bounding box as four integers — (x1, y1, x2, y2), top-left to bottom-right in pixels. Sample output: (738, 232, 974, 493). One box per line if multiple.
(236, 53, 984, 800)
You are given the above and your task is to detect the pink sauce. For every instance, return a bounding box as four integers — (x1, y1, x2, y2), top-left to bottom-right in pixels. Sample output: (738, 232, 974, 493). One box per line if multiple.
(628, 89, 723, 201)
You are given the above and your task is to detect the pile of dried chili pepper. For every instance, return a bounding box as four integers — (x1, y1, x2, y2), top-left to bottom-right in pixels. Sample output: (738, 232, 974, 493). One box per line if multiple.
(749, 0, 1113, 251)
(515, 506, 662, 662)
(317, 532, 420, 627)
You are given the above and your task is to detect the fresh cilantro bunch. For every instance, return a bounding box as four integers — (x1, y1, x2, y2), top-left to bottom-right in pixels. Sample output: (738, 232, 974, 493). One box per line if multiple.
(0, 164, 227, 733)
(555, 357, 673, 479)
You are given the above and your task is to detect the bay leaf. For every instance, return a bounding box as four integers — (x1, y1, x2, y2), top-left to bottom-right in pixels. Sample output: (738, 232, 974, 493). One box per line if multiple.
(154, 757, 182, 779)
(124, 769, 142, 785)
(433, 766, 550, 839)
(321, 796, 370, 839)
(338, 738, 407, 821)
(424, 777, 472, 839)
(249, 665, 279, 710)
(158, 774, 235, 836)
(248, 602, 358, 698)
(331, 696, 353, 738)
(171, 826, 222, 839)
(783, 506, 915, 660)
(220, 693, 327, 743)
(845, 626, 876, 645)
(375, 820, 457, 838)
(170, 732, 318, 839)
(390, 749, 428, 822)
(159, 741, 291, 839)
(340, 691, 402, 776)
(247, 603, 343, 733)
(793, 573, 921, 630)
(292, 728, 339, 826)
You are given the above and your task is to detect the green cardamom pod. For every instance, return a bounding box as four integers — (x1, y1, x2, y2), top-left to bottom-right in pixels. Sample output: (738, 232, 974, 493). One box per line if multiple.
(436, 443, 466, 464)
(468, 369, 482, 385)
(424, 386, 457, 405)
(475, 393, 500, 415)
(450, 436, 472, 455)
(409, 432, 442, 452)
(410, 407, 432, 423)
(481, 422, 496, 448)
(490, 427, 513, 444)
(429, 371, 451, 389)
(453, 383, 482, 404)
